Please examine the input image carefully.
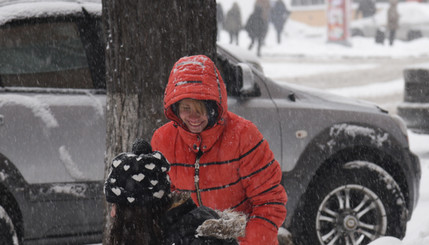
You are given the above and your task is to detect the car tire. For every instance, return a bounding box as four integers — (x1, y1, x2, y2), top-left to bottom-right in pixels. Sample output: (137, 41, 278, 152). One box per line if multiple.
(0, 205, 19, 245)
(291, 161, 407, 245)
(351, 28, 364, 37)
(407, 30, 422, 41)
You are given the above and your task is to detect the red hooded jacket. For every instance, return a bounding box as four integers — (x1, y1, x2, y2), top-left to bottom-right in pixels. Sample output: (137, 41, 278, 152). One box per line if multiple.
(151, 55, 287, 244)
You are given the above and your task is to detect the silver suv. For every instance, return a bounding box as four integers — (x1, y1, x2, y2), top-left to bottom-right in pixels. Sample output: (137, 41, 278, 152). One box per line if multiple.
(0, 1, 420, 245)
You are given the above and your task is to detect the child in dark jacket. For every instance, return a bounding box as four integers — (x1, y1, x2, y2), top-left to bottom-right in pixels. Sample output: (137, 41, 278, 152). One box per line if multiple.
(104, 139, 245, 245)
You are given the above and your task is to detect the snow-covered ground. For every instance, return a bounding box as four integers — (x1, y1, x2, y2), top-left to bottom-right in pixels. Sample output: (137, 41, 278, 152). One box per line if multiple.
(400, 132, 429, 245)
(216, 1, 429, 244)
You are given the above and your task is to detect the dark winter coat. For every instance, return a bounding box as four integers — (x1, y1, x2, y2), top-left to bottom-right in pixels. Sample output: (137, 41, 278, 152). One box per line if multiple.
(151, 55, 287, 245)
(356, 0, 376, 18)
(387, 1, 400, 31)
(161, 198, 239, 245)
(271, 0, 290, 32)
(217, 4, 224, 26)
(104, 140, 172, 245)
(245, 6, 268, 40)
(255, 0, 271, 23)
(224, 3, 242, 33)
(105, 141, 246, 245)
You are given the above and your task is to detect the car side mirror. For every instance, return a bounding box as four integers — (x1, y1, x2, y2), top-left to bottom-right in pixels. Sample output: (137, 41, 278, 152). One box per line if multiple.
(236, 63, 261, 98)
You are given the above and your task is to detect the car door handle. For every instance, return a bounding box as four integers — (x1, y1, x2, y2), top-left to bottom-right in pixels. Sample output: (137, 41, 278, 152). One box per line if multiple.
(0, 114, 4, 126)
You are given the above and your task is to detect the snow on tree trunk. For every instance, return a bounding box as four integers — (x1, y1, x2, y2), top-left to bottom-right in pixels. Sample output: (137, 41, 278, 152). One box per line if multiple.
(101, 0, 216, 244)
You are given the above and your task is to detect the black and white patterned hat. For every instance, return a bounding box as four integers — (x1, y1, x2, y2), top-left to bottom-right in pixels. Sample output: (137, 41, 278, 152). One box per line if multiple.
(104, 140, 171, 206)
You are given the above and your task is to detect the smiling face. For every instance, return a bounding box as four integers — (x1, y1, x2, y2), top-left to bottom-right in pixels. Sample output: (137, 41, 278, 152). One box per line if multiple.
(178, 99, 209, 133)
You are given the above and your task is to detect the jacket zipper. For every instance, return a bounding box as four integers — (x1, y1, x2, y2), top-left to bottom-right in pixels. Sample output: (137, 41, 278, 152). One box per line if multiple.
(194, 149, 203, 206)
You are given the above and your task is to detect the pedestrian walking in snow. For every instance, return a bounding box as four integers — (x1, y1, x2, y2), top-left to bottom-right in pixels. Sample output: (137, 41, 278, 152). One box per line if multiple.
(224, 2, 242, 45)
(255, 0, 271, 44)
(105, 139, 245, 245)
(270, 0, 290, 44)
(245, 5, 269, 56)
(151, 55, 287, 245)
(255, 0, 271, 25)
(387, 0, 400, 46)
(217, 3, 224, 41)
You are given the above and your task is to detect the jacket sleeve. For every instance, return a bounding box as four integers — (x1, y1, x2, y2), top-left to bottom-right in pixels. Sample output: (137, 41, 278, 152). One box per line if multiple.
(151, 126, 177, 191)
(237, 123, 287, 245)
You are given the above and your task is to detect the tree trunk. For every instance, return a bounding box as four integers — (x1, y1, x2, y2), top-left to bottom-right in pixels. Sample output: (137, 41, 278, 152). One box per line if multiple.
(101, 1, 216, 244)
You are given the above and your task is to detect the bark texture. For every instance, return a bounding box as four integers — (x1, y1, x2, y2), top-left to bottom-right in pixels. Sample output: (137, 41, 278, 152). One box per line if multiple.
(102, 1, 216, 244)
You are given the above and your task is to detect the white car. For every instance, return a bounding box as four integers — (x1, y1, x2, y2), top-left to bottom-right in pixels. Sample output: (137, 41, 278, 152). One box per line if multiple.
(351, 2, 429, 41)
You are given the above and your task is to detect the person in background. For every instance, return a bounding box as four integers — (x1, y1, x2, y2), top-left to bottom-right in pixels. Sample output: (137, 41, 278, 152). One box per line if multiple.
(255, 0, 271, 26)
(355, 0, 376, 19)
(245, 5, 268, 57)
(387, 0, 400, 46)
(105, 139, 245, 245)
(217, 3, 224, 41)
(151, 55, 287, 245)
(270, 0, 290, 44)
(255, 0, 271, 44)
(224, 2, 242, 45)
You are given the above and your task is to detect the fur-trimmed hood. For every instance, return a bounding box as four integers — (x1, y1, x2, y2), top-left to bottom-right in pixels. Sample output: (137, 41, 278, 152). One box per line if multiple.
(196, 209, 247, 240)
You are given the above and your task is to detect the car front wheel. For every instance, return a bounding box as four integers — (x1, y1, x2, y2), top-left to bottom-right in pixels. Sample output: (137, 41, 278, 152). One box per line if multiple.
(0, 205, 19, 245)
(291, 161, 407, 245)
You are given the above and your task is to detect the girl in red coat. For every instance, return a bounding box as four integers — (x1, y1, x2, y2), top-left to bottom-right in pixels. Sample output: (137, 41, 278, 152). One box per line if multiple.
(151, 55, 287, 244)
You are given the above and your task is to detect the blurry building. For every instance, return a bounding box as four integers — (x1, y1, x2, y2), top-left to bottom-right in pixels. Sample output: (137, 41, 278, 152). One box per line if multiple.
(288, 0, 411, 27)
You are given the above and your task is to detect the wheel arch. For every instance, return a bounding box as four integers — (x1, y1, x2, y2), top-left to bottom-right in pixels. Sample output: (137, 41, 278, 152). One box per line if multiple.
(0, 183, 24, 243)
(0, 153, 27, 242)
(283, 122, 412, 227)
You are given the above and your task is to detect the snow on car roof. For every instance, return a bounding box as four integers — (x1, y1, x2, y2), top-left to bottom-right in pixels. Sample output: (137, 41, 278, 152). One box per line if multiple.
(0, 0, 101, 26)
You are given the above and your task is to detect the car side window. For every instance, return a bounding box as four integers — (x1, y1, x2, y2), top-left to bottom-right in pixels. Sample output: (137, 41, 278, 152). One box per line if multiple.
(0, 21, 93, 89)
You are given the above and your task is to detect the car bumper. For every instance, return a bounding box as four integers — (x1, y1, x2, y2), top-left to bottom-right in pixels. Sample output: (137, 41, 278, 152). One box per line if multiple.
(406, 149, 421, 220)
